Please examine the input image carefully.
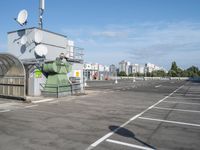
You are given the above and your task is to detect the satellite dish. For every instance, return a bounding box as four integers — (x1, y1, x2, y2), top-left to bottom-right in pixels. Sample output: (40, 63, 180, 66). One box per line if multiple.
(35, 44, 48, 57)
(20, 35, 28, 45)
(16, 9, 28, 25)
(34, 31, 43, 43)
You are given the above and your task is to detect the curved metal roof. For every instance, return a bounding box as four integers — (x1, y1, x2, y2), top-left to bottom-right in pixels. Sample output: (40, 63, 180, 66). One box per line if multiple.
(0, 53, 25, 77)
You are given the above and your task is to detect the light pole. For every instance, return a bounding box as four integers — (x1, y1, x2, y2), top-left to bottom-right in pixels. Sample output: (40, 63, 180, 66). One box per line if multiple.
(115, 71, 118, 84)
(133, 71, 136, 82)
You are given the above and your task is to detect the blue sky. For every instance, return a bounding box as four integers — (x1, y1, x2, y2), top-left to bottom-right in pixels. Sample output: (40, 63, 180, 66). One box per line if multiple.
(0, 0, 200, 69)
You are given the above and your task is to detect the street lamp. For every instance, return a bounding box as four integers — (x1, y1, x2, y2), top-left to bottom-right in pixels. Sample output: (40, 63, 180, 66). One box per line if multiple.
(133, 69, 136, 83)
(115, 71, 118, 84)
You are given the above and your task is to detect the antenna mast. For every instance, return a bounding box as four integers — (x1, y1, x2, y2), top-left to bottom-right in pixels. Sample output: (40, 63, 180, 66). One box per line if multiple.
(39, 0, 45, 29)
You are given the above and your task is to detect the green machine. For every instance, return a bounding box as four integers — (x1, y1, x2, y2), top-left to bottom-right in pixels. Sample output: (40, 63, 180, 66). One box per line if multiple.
(42, 57, 72, 97)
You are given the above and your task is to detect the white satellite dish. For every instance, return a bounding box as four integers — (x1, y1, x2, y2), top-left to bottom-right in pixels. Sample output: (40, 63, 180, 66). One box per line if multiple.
(20, 35, 28, 45)
(34, 31, 43, 43)
(16, 9, 28, 25)
(35, 44, 48, 57)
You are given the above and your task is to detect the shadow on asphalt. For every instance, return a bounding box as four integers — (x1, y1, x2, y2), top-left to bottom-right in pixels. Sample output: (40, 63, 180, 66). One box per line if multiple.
(109, 125, 157, 149)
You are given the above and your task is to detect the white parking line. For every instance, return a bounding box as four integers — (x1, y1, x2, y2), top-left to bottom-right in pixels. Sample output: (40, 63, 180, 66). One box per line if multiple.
(186, 92, 200, 94)
(155, 85, 162, 88)
(169, 97, 200, 100)
(106, 139, 155, 150)
(85, 85, 184, 150)
(25, 105, 38, 108)
(32, 98, 54, 104)
(187, 94, 200, 96)
(153, 106, 200, 113)
(139, 117, 200, 127)
(0, 103, 17, 107)
(163, 101, 200, 106)
(170, 94, 186, 97)
(0, 109, 10, 113)
(48, 100, 59, 104)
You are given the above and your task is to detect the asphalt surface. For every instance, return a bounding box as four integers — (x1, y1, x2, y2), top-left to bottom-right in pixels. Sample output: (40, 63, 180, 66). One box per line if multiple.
(0, 79, 199, 150)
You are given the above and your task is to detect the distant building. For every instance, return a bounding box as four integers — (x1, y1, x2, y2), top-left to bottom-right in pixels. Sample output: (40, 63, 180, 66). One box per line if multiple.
(83, 63, 109, 80)
(83, 63, 97, 80)
(126, 61, 131, 75)
(119, 60, 126, 72)
(119, 60, 130, 75)
(139, 66, 144, 74)
(109, 64, 116, 76)
(129, 64, 144, 74)
(116, 68, 120, 74)
(145, 63, 162, 73)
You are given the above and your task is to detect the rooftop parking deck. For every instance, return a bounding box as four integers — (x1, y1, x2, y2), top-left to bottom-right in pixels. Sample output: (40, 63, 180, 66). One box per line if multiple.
(0, 80, 199, 150)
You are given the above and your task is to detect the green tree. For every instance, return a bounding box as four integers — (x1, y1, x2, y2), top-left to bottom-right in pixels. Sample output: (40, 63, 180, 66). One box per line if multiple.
(118, 71, 127, 76)
(176, 68, 183, 77)
(146, 72, 151, 77)
(129, 72, 144, 77)
(168, 70, 177, 77)
(137, 72, 144, 77)
(180, 70, 189, 77)
(168, 62, 200, 77)
(171, 61, 178, 72)
(187, 66, 199, 77)
(128, 73, 136, 77)
(168, 61, 184, 77)
(187, 66, 199, 73)
(152, 70, 166, 77)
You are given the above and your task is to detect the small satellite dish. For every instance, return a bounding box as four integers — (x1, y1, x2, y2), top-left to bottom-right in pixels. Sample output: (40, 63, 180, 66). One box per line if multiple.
(20, 35, 28, 45)
(35, 44, 48, 57)
(34, 31, 43, 43)
(15, 9, 28, 26)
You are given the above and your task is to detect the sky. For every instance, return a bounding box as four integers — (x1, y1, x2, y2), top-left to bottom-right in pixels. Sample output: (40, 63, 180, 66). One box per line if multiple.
(0, 0, 200, 69)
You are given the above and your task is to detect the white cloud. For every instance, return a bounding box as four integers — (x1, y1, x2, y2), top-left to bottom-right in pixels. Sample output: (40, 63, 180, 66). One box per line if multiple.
(61, 21, 200, 68)
(92, 31, 128, 38)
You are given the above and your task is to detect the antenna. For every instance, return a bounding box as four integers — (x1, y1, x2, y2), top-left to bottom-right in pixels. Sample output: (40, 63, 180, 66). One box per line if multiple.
(40, 0, 45, 10)
(39, 0, 45, 29)
(15, 9, 28, 26)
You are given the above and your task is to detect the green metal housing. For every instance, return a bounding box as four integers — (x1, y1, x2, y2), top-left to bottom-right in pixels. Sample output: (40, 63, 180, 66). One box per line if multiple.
(43, 59, 71, 94)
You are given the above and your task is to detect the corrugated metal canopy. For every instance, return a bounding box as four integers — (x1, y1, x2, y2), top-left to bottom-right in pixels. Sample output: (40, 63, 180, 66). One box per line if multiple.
(0, 53, 25, 77)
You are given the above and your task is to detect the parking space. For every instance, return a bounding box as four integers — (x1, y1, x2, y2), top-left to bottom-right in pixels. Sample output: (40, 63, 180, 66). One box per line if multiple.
(0, 80, 199, 150)
(87, 81, 200, 150)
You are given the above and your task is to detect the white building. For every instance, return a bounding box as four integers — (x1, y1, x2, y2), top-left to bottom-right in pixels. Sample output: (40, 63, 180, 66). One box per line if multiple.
(119, 60, 130, 75)
(83, 63, 109, 80)
(145, 63, 162, 73)
(109, 64, 116, 76)
(139, 66, 144, 74)
(129, 64, 144, 74)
